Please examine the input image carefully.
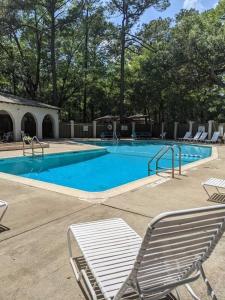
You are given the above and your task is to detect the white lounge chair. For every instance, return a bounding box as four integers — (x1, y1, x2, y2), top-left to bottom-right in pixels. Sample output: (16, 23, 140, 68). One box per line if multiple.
(204, 131, 220, 143)
(202, 177, 225, 198)
(178, 131, 191, 141)
(198, 132, 208, 142)
(0, 200, 8, 223)
(186, 131, 202, 142)
(67, 205, 225, 300)
(160, 132, 167, 139)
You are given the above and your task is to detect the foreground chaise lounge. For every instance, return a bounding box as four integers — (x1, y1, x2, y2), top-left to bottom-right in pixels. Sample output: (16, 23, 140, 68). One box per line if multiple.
(67, 205, 225, 300)
(0, 200, 8, 223)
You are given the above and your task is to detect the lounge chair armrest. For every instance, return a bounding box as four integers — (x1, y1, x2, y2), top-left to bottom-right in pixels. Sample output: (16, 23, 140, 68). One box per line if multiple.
(142, 271, 201, 294)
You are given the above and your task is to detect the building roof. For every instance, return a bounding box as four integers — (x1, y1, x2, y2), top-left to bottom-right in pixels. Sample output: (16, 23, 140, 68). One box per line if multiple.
(0, 93, 59, 110)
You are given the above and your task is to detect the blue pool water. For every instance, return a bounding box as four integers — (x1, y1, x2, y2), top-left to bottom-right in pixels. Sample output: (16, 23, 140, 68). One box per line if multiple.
(0, 141, 211, 192)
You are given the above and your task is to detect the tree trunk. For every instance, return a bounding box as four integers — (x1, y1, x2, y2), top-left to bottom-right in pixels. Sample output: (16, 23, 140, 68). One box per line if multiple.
(83, 2, 89, 122)
(50, 1, 58, 105)
(119, 16, 126, 119)
(34, 9, 41, 98)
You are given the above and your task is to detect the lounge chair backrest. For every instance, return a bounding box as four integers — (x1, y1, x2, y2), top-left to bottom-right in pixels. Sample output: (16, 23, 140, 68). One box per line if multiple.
(211, 131, 220, 142)
(199, 132, 207, 140)
(183, 131, 191, 139)
(126, 205, 225, 298)
(193, 131, 202, 140)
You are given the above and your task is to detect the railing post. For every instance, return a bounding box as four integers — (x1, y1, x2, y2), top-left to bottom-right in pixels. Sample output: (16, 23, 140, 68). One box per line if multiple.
(161, 122, 165, 139)
(113, 121, 117, 139)
(189, 121, 194, 135)
(174, 122, 178, 140)
(93, 120, 97, 138)
(70, 120, 74, 138)
(208, 120, 214, 140)
(32, 139, 34, 156)
(131, 121, 136, 137)
(171, 147, 175, 178)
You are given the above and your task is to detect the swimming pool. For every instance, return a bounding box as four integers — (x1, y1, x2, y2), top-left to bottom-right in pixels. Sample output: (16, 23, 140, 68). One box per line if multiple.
(0, 141, 211, 192)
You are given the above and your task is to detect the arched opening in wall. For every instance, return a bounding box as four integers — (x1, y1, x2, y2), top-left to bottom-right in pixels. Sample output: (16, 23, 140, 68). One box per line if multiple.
(21, 113, 37, 137)
(42, 115, 54, 139)
(0, 110, 14, 141)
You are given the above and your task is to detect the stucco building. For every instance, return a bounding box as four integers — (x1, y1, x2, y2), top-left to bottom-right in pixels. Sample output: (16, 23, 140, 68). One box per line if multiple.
(0, 93, 59, 141)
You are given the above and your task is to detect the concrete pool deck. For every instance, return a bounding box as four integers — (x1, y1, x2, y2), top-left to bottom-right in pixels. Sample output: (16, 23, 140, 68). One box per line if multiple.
(0, 140, 225, 299)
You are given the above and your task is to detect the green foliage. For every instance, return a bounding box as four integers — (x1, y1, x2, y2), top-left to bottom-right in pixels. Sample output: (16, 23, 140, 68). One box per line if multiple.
(0, 0, 225, 122)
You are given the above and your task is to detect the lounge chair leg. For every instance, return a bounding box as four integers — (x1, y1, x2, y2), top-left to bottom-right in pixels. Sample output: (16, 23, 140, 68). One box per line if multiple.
(200, 266, 218, 300)
(0, 203, 8, 224)
(185, 284, 201, 300)
(216, 187, 221, 195)
(203, 185, 211, 199)
(67, 228, 82, 281)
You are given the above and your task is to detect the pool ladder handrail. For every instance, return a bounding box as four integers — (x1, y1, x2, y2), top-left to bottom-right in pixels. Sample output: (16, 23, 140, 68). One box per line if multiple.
(148, 144, 182, 178)
(23, 136, 44, 157)
(148, 145, 170, 176)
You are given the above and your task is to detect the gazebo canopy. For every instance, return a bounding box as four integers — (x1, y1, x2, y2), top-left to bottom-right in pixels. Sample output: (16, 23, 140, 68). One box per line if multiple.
(95, 115, 133, 122)
(95, 115, 119, 122)
(128, 114, 148, 120)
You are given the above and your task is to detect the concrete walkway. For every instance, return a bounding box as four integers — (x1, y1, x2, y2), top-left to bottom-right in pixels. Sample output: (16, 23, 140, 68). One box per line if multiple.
(0, 142, 225, 299)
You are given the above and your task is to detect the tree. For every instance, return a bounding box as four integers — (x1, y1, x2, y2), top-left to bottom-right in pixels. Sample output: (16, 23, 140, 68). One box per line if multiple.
(109, 0, 169, 117)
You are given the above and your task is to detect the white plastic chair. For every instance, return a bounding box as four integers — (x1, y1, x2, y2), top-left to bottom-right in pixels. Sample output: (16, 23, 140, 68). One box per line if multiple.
(0, 200, 8, 223)
(67, 205, 225, 300)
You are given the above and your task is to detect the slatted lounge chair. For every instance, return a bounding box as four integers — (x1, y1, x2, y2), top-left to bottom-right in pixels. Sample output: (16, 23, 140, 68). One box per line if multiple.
(198, 132, 208, 142)
(202, 177, 225, 198)
(0, 200, 8, 223)
(160, 132, 167, 139)
(177, 131, 192, 141)
(204, 131, 220, 143)
(186, 131, 202, 142)
(67, 205, 225, 300)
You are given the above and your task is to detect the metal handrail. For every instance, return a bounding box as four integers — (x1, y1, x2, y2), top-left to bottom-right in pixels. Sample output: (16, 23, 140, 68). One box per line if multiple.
(156, 146, 175, 178)
(148, 146, 169, 176)
(32, 136, 44, 156)
(173, 144, 182, 175)
(148, 144, 182, 178)
(23, 136, 44, 156)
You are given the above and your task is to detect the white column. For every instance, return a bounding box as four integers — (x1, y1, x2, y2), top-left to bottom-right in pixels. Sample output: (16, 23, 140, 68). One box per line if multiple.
(189, 121, 194, 134)
(174, 122, 178, 140)
(14, 117, 22, 141)
(93, 120, 97, 138)
(70, 120, 74, 138)
(131, 121, 135, 136)
(161, 122, 165, 139)
(208, 120, 214, 140)
(113, 121, 117, 138)
(37, 119, 43, 140)
(54, 120, 59, 139)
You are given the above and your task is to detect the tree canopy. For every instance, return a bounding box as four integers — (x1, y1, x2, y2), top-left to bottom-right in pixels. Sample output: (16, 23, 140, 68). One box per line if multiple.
(0, 0, 225, 123)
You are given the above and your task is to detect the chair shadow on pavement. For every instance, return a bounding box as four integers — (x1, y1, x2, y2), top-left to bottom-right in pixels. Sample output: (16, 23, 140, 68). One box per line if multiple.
(74, 256, 177, 300)
(0, 224, 10, 233)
